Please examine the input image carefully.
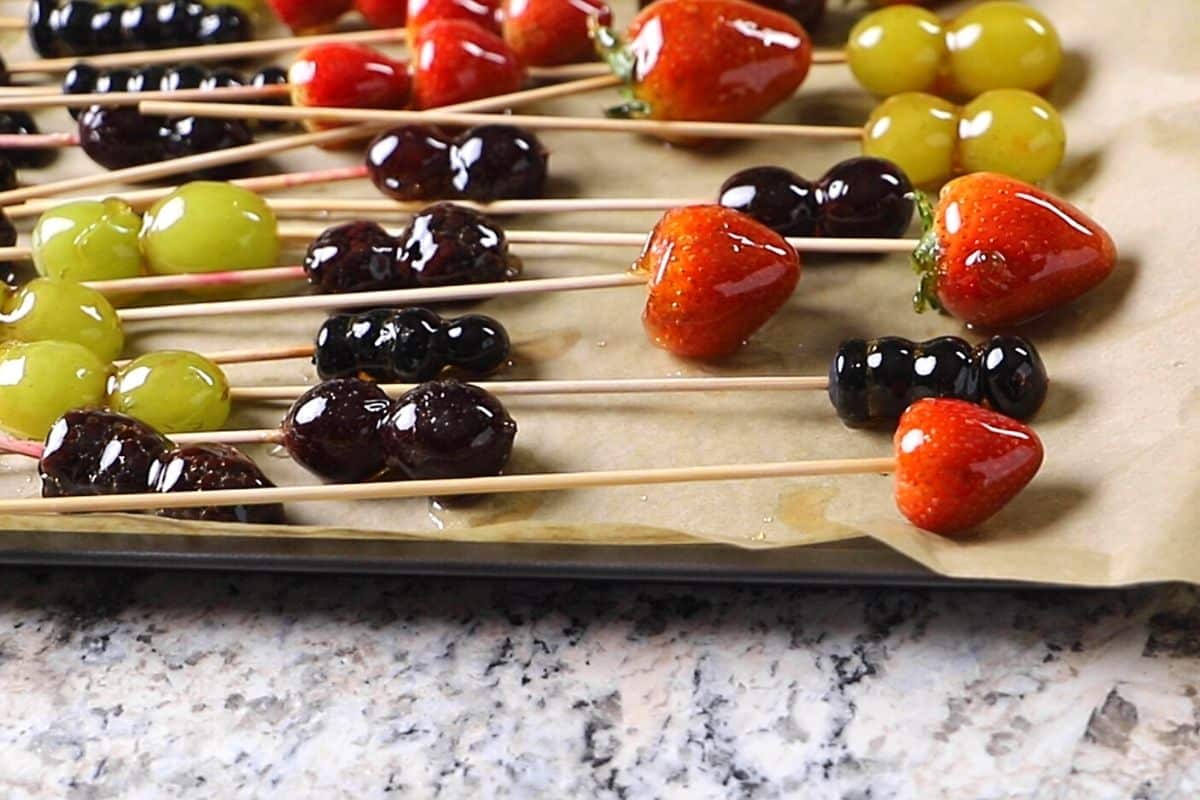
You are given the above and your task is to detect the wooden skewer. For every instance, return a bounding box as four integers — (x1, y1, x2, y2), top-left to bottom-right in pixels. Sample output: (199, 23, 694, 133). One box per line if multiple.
(0, 82, 291, 111)
(0, 74, 623, 206)
(140, 99, 866, 142)
(3, 164, 370, 220)
(0, 15, 25, 30)
(0, 455, 897, 515)
(118, 272, 647, 322)
(0, 132, 78, 148)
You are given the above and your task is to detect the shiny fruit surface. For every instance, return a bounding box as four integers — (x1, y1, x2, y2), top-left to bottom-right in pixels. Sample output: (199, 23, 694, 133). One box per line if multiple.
(140, 181, 279, 275)
(0, 278, 125, 362)
(31, 198, 145, 282)
(0, 340, 112, 440)
(846, 5, 945, 97)
(861, 92, 959, 186)
(956, 89, 1065, 184)
(109, 350, 231, 433)
(945, 1, 1061, 97)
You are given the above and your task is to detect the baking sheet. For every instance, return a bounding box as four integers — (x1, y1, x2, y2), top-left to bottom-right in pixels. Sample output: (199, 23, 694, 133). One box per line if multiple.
(0, 0, 1196, 587)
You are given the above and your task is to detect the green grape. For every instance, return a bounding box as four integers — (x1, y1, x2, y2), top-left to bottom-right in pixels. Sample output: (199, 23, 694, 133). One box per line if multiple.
(109, 351, 231, 434)
(862, 93, 960, 186)
(957, 89, 1066, 183)
(0, 278, 124, 362)
(31, 199, 145, 283)
(0, 340, 111, 440)
(140, 182, 280, 276)
(847, 6, 947, 97)
(945, 2, 1062, 98)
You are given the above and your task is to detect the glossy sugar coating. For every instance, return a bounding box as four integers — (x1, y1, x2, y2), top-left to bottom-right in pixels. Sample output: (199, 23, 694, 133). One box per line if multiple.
(893, 398, 1042, 535)
(396, 203, 518, 287)
(140, 182, 279, 275)
(77, 105, 165, 170)
(39, 408, 169, 497)
(281, 378, 392, 483)
(945, 1, 1061, 97)
(0, 278, 125, 362)
(501, 0, 612, 67)
(717, 166, 819, 237)
(814, 157, 914, 238)
(862, 93, 959, 186)
(150, 443, 284, 525)
(410, 20, 523, 110)
(108, 350, 231, 433)
(303, 221, 406, 294)
(0, 340, 112, 440)
(32, 199, 145, 283)
(956, 89, 1066, 184)
(441, 315, 511, 374)
(847, 5, 946, 98)
(288, 43, 410, 132)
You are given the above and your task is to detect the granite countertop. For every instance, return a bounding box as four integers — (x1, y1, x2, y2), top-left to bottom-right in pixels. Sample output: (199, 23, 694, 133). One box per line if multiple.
(0, 570, 1197, 798)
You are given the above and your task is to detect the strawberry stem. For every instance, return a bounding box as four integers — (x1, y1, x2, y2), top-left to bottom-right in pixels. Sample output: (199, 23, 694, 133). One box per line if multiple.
(591, 22, 650, 119)
(910, 191, 941, 314)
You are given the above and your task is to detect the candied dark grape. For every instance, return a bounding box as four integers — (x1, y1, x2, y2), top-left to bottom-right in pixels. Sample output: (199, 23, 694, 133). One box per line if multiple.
(752, 0, 825, 28)
(129, 65, 169, 93)
(29, 0, 60, 57)
(121, 3, 160, 50)
(366, 126, 454, 201)
(718, 166, 819, 237)
(397, 203, 517, 288)
(381, 380, 517, 480)
(816, 157, 914, 239)
(63, 63, 101, 107)
(315, 308, 447, 382)
(197, 7, 251, 44)
(78, 105, 164, 170)
(828, 338, 870, 427)
(251, 66, 291, 130)
(442, 314, 510, 374)
(909, 336, 980, 403)
(155, 0, 201, 47)
(95, 67, 134, 95)
(39, 409, 169, 498)
(151, 443, 284, 524)
(0, 111, 58, 169)
(163, 63, 209, 92)
(303, 221, 406, 294)
(977, 335, 1048, 420)
(0, 160, 16, 194)
(864, 337, 915, 422)
(281, 378, 392, 483)
(202, 68, 243, 91)
(448, 125, 548, 201)
(0, 208, 15, 246)
(336, 308, 399, 380)
(89, 6, 124, 53)
(314, 315, 358, 379)
(160, 116, 253, 179)
(388, 308, 448, 381)
(54, 2, 100, 55)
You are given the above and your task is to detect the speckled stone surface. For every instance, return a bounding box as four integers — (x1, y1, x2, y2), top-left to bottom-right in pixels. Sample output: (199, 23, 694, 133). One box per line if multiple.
(0, 571, 1198, 798)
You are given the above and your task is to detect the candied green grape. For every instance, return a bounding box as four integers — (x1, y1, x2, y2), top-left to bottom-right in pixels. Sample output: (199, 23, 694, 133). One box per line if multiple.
(945, 2, 1062, 98)
(0, 278, 124, 362)
(957, 89, 1066, 183)
(847, 6, 947, 97)
(862, 93, 960, 186)
(140, 182, 280, 276)
(0, 340, 111, 440)
(31, 199, 145, 283)
(109, 350, 231, 434)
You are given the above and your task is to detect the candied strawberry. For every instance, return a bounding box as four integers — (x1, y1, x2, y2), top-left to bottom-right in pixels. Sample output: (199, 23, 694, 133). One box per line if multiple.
(268, 0, 354, 31)
(638, 205, 800, 359)
(595, 0, 812, 122)
(411, 19, 524, 109)
(502, 0, 612, 66)
(913, 173, 1118, 328)
(356, 0, 407, 27)
(407, 0, 502, 45)
(893, 398, 1043, 536)
(288, 43, 411, 131)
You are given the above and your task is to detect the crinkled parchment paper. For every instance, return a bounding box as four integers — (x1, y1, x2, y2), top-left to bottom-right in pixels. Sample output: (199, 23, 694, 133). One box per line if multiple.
(0, 0, 1196, 586)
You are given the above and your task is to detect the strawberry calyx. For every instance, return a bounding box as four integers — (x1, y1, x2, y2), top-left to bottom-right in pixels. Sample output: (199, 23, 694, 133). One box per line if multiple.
(592, 22, 651, 119)
(910, 190, 941, 314)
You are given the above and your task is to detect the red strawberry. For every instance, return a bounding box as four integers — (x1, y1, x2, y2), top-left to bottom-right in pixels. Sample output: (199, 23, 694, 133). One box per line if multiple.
(288, 44, 411, 132)
(893, 398, 1043, 536)
(356, 0, 407, 27)
(407, 0, 502, 45)
(502, 0, 612, 66)
(595, 0, 812, 122)
(913, 172, 1118, 328)
(268, 0, 353, 31)
(638, 205, 800, 359)
(411, 19, 524, 109)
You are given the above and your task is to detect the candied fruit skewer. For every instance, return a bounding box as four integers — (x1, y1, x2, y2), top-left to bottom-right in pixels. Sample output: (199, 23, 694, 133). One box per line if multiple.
(0, 82, 291, 112)
(0, 396, 1045, 538)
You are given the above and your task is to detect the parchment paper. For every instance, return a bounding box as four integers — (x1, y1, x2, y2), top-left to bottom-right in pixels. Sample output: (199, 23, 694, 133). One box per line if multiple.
(0, 0, 1196, 586)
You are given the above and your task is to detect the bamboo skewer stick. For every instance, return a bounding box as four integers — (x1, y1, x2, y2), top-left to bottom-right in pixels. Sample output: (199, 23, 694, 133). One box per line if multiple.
(0, 455, 897, 515)
(0, 16, 25, 30)
(139, 99, 866, 141)
(0, 82, 291, 111)
(0, 74, 624, 205)
(0, 131, 77, 148)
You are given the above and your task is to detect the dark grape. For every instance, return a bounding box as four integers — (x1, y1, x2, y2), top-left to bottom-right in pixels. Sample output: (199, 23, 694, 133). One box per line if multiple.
(366, 125, 454, 201)
(39, 409, 169, 498)
(313, 315, 359, 380)
(159, 116, 253, 179)
(0, 159, 16, 193)
(95, 67, 134, 95)
(314, 308, 446, 382)
(121, 3, 161, 50)
(448, 125, 548, 201)
(0, 111, 58, 169)
(908, 336, 980, 403)
(397, 203, 518, 287)
(29, 0, 60, 57)
(0, 208, 15, 246)
(63, 62, 101, 99)
(163, 63, 209, 92)
(388, 308, 448, 381)
(977, 335, 1048, 420)
(334, 308, 401, 380)
(815, 157, 914, 239)
(863, 337, 914, 422)
(151, 443, 285, 524)
(89, 5, 124, 52)
(827, 338, 870, 427)
(155, 0, 201, 47)
(197, 7, 251, 45)
(281, 378, 392, 483)
(128, 65, 168, 93)
(718, 166, 819, 237)
(303, 221, 406, 294)
(53, 2, 100, 54)
(250, 66, 291, 130)
(442, 314, 510, 374)
(202, 68, 243, 90)
(381, 380, 517, 480)
(78, 105, 165, 170)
